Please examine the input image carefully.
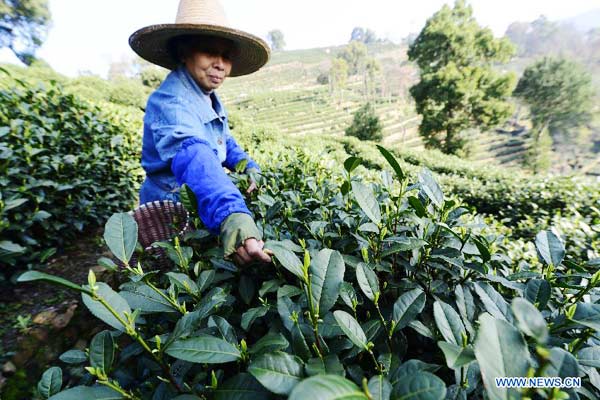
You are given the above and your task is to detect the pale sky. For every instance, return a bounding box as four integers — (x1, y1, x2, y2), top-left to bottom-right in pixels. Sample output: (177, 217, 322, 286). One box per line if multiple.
(1, 0, 599, 77)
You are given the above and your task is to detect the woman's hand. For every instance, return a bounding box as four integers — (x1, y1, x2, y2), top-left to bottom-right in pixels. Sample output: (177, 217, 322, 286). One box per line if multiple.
(246, 179, 258, 195)
(245, 168, 259, 195)
(231, 238, 272, 266)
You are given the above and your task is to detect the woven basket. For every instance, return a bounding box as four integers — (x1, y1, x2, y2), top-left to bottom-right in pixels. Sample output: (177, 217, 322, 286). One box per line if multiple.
(128, 200, 192, 270)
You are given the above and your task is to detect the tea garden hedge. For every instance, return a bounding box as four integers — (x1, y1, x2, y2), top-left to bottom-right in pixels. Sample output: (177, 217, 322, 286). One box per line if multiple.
(3, 75, 600, 399)
(0, 79, 143, 285)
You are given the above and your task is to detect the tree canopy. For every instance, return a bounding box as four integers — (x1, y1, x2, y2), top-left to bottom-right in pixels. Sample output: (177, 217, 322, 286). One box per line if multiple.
(337, 41, 368, 75)
(267, 29, 285, 52)
(350, 27, 377, 44)
(0, 0, 51, 65)
(514, 57, 594, 133)
(345, 102, 383, 141)
(408, 0, 516, 155)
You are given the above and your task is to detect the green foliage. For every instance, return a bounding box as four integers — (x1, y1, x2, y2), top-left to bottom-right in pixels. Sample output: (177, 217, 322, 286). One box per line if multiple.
(267, 29, 286, 52)
(408, 0, 516, 155)
(28, 145, 600, 399)
(316, 72, 329, 85)
(345, 103, 383, 141)
(108, 77, 151, 110)
(514, 57, 594, 133)
(329, 58, 348, 102)
(0, 81, 143, 280)
(0, 0, 51, 64)
(139, 66, 167, 89)
(0, 63, 151, 112)
(337, 41, 368, 75)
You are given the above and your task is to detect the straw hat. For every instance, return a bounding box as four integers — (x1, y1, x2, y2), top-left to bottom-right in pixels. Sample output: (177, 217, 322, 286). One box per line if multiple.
(129, 0, 270, 77)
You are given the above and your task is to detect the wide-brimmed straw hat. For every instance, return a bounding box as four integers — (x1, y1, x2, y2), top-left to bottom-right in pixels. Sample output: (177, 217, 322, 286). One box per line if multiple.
(129, 0, 270, 77)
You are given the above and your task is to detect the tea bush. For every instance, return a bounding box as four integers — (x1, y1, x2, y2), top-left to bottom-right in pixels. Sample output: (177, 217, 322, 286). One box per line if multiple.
(23, 146, 600, 400)
(0, 80, 144, 280)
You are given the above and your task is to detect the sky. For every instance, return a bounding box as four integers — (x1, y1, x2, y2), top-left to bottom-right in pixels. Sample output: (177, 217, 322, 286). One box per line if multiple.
(2, 0, 600, 78)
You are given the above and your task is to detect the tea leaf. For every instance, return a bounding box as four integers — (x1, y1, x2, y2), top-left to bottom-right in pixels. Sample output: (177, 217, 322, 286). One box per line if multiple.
(433, 301, 466, 346)
(82, 283, 132, 332)
(390, 372, 446, 400)
(249, 333, 289, 355)
(166, 335, 241, 363)
(570, 303, 600, 331)
(535, 230, 565, 267)
(524, 279, 551, 309)
(265, 241, 304, 279)
(392, 288, 426, 331)
(367, 375, 392, 400)
(577, 347, 600, 368)
(89, 331, 115, 374)
(333, 310, 368, 350)
(59, 350, 87, 364)
(208, 316, 238, 345)
(352, 181, 381, 225)
(289, 374, 367, 400)
(103, 212, 137, 265)
(214, 373, 271, 400)
(418, 168, 444, 208)
(48, 386, 121, 399)
(310, 249, 345, 316)
(437, 342, 476, 369)
(248, 351, 304, 395)
(474, 313, 530, 400)
(376, 145, 405, 182)
(18, 271, 90, 295)
(356, 262, 379, 302)
(38, 367, 62, 399)
(511, 297, 549, 343)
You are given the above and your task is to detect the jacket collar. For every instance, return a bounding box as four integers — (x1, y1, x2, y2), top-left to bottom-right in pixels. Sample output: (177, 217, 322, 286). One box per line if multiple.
(176, 65, 227, 124)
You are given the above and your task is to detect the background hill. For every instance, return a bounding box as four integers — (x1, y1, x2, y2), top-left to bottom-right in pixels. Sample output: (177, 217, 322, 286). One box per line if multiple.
(218, 38, 599, 175)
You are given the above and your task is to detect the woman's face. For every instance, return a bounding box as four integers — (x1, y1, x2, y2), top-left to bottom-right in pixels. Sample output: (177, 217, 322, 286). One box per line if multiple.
(183, 37, 234, 92)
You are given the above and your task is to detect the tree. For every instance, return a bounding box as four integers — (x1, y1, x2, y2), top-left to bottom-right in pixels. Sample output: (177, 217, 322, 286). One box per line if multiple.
(408, 0, 516, 155)
(350, 27, 365, 43)
(350, 27, 377, 44)
(514, 57, 593, 136)
(267, 29, 285, 51)
(363, 58, 381, 100)
(363, 29, 377, 44)
(0, 0, 51, 65)
(338, 41, 368, 75)
(329, 58, 348, 105)
(345, 102, 383, 141)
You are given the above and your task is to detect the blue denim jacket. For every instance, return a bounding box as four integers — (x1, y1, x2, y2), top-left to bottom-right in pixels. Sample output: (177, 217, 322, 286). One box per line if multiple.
(139, 65, 260, 234)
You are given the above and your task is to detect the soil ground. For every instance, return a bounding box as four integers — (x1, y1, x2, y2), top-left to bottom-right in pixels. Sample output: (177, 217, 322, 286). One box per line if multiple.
(0, 228, 113, 399)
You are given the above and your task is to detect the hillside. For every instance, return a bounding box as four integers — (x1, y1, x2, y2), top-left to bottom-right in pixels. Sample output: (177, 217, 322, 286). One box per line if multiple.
(220, 42, 600, 175)
(220, 43, 533, 170)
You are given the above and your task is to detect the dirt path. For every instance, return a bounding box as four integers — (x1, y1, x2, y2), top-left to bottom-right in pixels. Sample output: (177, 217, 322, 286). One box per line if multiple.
(0, 228, 115, 399)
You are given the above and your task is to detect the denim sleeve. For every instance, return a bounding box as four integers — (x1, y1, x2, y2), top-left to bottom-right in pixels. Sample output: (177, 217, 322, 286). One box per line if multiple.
(223, 133, 261, 172)
(149, 97, 206, 162)
(171, 137, 252, 234)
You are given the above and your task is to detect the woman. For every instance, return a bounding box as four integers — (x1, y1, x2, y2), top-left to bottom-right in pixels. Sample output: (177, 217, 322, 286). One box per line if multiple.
(129, 0, 271, 266)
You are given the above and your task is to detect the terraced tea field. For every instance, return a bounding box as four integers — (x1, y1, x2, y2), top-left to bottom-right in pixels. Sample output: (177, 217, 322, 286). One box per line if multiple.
(220, 44, 532, 169)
